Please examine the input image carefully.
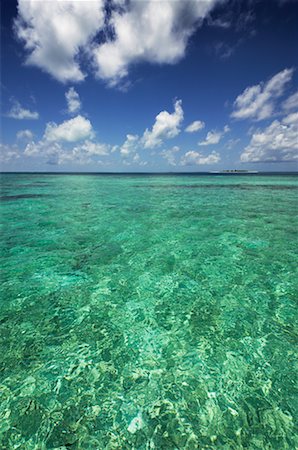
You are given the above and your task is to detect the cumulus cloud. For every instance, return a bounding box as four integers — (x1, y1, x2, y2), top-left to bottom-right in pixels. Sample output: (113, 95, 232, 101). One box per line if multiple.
(14, 0, 220, 85)
(22, 114, 110, 165)
(231, 68, 294, 121)
(92, 1, 220, 84)
(198, 125, 230, 146)
(0, 144, 20, 162)
(198, 130, 222, 146)
(116, 101, 185, 159)
(45, 142, 94, 166)
(44, 115, 94, 142)
(7, 100, 39, 120)
(142, 100, 184, 149)
(282, 91, 298, 112)
(49, 140, 110, 165)
(24, 141, 42, 157)
(24, 140, 62, 159)
(120, 134, 139, 157)
(181, 150, 221, 165)
(122, 154, 148, 167)
(14, 0, 105, 83)
(65, 87, 81, 114)
(16, 129, 34, 140)
(185, 120, 205, 133)
(161, 145, 180, 166)
(240, 112, 298, 162)
(13, 0, 296, 91)
(76, 140, 109, 156)
(24, 138, 110, 165)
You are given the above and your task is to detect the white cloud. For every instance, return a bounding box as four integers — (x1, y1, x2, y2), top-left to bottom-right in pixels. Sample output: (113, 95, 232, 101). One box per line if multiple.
(120, 134, 139, 157)
(24, 138, 110, 165)
(0, 144, 20, 162)
(76, 140, 109, 156)
(46, 142, 88, 166)
(14, 0, 222, 85)
(185, 120, 205, 133)
(283, 111, 298, 125)
(16, 129, 34, 140)
(282, 91, 298, 112)
(198, 130, 222, 146)
(161, 145, 180, 166)
(24, 140, 63, 158)
(240, 112, 298, 162)
(22, 115, 108, 165)
(122, 153, 148, 167)
(231, 68, 293, 121)
(181, 150, 221, 165)
(91, 0, 220, 84)
(142, 100, 183, 149)
(24, 141, 42, 157)
(7, 100, 39, 120)
(198, 125, 230, 146)
(14, 0, 105, 83)
(65, 87, 81, 114)
(46, 139, 110, 166)
(44, 115, 94, 142)
(225, 138, 241, 150)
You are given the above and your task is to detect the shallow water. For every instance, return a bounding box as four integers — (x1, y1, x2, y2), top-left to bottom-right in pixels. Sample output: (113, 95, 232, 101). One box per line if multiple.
(0, 173, 297, 449)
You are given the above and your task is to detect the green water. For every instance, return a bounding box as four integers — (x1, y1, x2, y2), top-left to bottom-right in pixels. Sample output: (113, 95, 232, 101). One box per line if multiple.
(0, 173, 297, 449)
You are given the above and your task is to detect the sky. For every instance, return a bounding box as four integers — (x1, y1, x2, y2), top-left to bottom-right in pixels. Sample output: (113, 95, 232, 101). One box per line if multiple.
(1, 0, 298, 172)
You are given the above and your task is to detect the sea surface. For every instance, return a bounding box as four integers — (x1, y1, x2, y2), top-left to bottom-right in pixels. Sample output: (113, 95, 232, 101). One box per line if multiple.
(0, 173, 297, 449)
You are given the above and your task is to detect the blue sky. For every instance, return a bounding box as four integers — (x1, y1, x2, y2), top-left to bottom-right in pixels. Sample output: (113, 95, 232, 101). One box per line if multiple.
(1, 0, 298, 172)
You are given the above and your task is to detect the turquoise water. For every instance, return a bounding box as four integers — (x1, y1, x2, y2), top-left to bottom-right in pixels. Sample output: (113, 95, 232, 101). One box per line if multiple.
(0, 173, 297, 449)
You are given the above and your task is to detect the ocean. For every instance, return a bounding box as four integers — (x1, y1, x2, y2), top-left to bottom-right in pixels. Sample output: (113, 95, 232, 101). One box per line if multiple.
(0, 173, 297, 448)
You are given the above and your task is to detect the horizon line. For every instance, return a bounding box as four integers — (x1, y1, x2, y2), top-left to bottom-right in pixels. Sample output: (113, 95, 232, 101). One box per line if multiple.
(1, 171, 298, 175)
